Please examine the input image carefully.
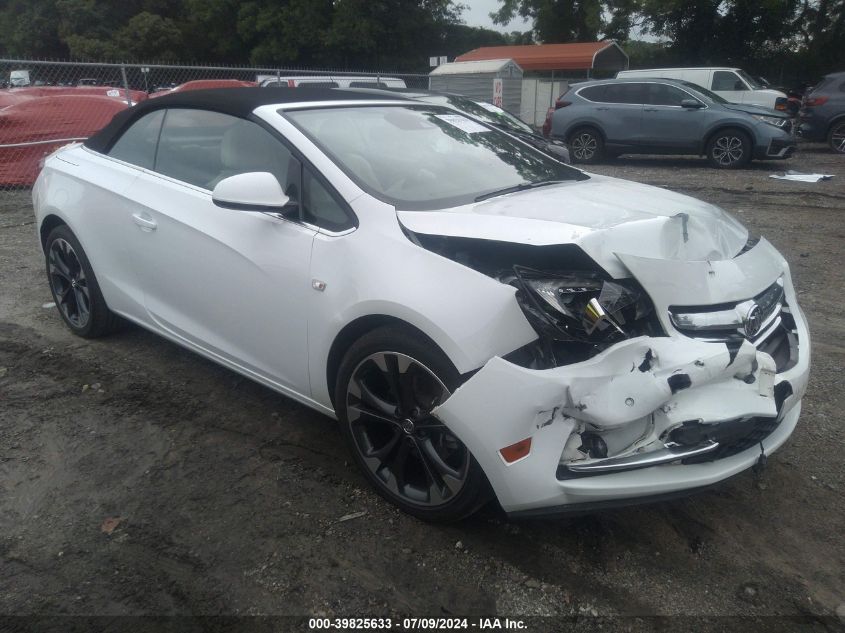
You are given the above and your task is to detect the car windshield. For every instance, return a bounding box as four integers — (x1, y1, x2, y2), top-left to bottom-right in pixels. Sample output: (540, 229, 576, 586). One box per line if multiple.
(285, 105, 585, 210)
(437, 96, 535, 134)
(737, 70, 763, 90)
(680, 81, 728, 104)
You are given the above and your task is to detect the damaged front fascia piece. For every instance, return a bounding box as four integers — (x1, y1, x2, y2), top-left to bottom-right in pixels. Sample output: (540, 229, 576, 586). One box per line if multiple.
(432, 335, 779, 509)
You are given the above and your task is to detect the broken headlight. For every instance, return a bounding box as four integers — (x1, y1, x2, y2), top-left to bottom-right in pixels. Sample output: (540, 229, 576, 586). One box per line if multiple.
(504, 266, 655, 347)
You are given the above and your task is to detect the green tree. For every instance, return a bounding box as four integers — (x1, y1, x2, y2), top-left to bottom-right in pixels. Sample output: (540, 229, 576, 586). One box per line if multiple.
(0, 0, 67, 58)
(180, 0, 247, 63)
(492, 0, 630, 42)
(114, 12, 184, 61)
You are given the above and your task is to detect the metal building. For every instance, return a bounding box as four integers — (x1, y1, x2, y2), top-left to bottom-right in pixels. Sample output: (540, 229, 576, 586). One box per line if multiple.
(455, 42, 629, 76)
(428, 59, 523, 115)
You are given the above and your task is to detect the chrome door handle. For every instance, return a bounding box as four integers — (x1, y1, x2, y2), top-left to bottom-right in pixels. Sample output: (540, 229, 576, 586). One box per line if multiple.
(644, 108, 658, 112)
(596, 106, 609, 111)
(132, 213, 157, 231)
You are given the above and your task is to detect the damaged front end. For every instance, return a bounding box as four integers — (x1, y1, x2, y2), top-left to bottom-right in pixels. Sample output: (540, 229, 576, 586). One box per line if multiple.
(420, 232, 810, 515)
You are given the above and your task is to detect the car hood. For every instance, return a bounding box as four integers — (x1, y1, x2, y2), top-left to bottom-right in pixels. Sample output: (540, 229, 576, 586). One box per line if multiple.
(722, 102, 786, 117)
(397, 174, 749, 278)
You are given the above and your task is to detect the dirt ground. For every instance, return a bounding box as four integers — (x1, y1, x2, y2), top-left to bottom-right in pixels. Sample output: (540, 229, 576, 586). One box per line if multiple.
(1, 143, 843, 631)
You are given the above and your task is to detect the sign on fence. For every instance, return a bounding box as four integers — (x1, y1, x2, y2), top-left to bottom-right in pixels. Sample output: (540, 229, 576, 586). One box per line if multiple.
(492, 78, 503, 108)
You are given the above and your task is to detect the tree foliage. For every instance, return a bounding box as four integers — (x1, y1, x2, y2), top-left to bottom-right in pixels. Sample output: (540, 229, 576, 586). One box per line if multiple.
(494, 0, 844, 81)
(0, 0, 841, 79)
(0, 0, 506, 70)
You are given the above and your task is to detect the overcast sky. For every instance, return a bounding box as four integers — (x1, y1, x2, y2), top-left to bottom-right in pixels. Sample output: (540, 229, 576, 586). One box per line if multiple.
(461, 0, 532, 33)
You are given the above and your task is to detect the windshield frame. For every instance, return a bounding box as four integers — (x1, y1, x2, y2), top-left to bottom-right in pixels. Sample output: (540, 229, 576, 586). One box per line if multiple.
(736, 70, 763, 90)
(282, 103, 587, 211)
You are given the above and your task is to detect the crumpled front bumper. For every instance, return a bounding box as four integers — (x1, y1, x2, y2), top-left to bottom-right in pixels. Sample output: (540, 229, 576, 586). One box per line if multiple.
(432, 239, 811, 515)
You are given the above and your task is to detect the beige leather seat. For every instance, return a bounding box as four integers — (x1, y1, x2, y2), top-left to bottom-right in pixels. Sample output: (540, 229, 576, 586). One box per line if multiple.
(207, 121, 288, 189)
(317, 118, 382, 189)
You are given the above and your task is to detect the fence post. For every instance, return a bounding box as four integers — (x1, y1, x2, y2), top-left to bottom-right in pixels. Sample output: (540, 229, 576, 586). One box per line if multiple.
(276, 68, 281, 86)
(120, 64, 131, 105)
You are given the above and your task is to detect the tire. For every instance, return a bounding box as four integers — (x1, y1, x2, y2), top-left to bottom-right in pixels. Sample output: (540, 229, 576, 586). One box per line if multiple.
(568, 127, 605, 163)
(334, 325, 491, 522)
(706, 128, 752, 169)
(44, 224, 120, 338)
(828, 120, 845, 154)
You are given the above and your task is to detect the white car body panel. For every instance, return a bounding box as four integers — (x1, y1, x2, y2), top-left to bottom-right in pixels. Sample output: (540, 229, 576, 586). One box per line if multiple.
(434, 239, 810, 513)
(397, 173, 748, 279)
(122, 169, 317, 393)
(33, 96, 811, 516)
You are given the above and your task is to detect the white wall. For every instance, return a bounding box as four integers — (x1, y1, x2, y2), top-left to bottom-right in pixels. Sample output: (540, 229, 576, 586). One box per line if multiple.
(520, 79, 570, 127)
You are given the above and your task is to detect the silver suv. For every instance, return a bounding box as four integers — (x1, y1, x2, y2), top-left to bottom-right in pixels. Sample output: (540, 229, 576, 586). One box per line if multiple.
(550, 78, 796, 168)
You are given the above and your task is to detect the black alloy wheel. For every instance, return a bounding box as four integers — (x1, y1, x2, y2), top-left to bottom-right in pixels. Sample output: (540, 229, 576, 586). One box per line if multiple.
(346, 351, 469, 506)
(335, 326, 490, 521)
(44, 225, 120, 338)
(48, 237, 91, 329)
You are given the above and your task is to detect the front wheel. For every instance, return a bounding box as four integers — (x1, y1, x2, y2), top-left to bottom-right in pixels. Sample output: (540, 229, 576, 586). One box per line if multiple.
(828, 121, 845, 154)
(334, 326, 490, 521)
(706, 128, 752, 168)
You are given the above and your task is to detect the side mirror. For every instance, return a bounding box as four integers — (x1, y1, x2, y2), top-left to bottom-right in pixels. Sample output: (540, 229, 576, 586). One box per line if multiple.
(680, 99, 704, 109)
(545, 141, 571, 163)
(212, 172, 292, 212)
(734, 80, 746, 91)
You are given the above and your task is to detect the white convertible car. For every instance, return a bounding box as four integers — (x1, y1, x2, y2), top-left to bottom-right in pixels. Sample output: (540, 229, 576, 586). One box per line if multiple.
(33, 88, 810, 521)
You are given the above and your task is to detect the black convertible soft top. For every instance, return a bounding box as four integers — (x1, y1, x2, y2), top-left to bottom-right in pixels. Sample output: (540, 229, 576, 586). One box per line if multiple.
(84, 87, 408, 153)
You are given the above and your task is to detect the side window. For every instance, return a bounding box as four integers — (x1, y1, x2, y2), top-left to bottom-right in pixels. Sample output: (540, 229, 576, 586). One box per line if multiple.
(154, 109, 292, 190)
(301, 167, 354, 231)
(648, 84, 692, 106)
(604, 83, 647, 104)
(578, 85, 606, 102)
(712, 71, 746, 91)
(108, 109, 165, 168)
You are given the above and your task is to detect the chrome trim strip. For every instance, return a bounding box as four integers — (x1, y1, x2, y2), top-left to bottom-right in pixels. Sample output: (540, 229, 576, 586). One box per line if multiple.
(566, 440, 719, 473)
(574, 81, 708, 109)
(669, 300, 782, 334)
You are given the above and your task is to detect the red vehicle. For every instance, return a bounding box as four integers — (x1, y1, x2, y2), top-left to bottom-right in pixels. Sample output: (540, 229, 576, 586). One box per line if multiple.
(0, 88, 143, 186)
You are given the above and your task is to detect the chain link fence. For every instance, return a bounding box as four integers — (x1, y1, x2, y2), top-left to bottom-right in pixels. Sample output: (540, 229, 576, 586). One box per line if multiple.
(0, 59, 431, 190)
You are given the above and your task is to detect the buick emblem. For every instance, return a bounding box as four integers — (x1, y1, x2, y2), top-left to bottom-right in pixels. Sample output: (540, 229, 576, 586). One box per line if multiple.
(744, 303, 763, 338)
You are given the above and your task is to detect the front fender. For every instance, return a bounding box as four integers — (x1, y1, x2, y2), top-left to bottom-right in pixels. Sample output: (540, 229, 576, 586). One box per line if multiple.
(306, 212, 538, 409)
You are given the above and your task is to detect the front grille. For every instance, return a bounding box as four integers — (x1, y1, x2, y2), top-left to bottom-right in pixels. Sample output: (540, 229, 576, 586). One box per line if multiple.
(668, 279, 784, 343)
(681, 416, 783, 463)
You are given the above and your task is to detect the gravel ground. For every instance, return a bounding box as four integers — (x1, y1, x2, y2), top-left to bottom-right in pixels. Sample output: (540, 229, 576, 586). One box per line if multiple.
(1, 143, 843, 632)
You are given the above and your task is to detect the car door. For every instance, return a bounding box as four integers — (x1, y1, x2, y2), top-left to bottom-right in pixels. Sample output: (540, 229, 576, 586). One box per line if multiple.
(76, 109, 166, 319)
(597, 82, 646, 147)
(122, 108, 317, 394)
(641, 83, 706, 152)
(711, 70, 749, 104)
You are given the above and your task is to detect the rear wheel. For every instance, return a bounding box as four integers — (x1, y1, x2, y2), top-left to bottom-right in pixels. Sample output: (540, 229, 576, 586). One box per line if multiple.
(335, 326, 490, 521)
(44, 225, 120, 338)
(706, 128, 752, 168)
(568, 127, 605, 163)
(828, 121, 845, 154)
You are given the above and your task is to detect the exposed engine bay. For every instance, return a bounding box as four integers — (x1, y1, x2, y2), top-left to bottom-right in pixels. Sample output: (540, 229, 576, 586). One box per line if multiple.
(406, 230, 662, 368)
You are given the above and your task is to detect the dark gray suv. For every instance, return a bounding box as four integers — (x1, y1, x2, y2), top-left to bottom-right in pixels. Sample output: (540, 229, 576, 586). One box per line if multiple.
(799, 71, 845, 153)
(550, 78, 796, 168)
